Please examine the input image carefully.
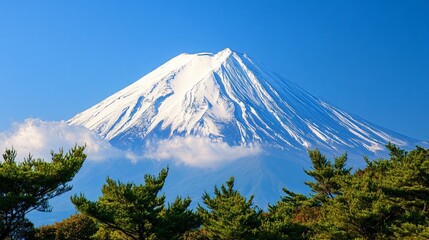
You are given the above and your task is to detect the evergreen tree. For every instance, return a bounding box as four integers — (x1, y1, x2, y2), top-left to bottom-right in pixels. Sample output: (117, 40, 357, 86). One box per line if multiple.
(157, 197, 202, 239)
(306, 144, 429, 239)
(304, 149, 351, 203)
(0, 146, 86, 240)
(317, 165, 397, 239)
(261, 189, 312, 240)
(382, 143, 429, 238)
(261, 144, 429, 239)
(71, 168, 200, 240)
(197, 177, 262, 240)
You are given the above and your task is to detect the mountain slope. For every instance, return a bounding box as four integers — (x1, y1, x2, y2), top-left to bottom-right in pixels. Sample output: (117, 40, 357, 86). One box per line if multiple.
(31, 48, 426, 225)
(69, 48, 417, 155)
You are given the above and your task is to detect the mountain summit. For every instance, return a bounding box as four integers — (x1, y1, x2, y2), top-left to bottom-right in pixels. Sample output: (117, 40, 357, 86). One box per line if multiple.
(33, 48, 425, 224)
(69, 48, 416, 155)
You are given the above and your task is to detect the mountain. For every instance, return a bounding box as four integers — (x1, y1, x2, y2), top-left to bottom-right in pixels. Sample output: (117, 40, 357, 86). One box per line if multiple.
(27, 48, 427, 226)
(69, 48, 417, 155)
(47, 48, 425, 224)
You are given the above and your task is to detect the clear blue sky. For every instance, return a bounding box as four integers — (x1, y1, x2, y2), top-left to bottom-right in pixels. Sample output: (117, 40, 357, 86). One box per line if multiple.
(0, 1, 428, 140)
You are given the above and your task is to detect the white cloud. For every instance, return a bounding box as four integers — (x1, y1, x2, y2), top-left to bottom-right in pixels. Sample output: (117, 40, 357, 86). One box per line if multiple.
(144, 136, 262, 168)
(0, 119, 262, 168)
(0, 119, 124, 162)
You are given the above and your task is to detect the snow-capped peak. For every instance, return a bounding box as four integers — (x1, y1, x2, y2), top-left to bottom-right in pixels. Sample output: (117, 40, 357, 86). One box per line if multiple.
(69, 48, 417, 154)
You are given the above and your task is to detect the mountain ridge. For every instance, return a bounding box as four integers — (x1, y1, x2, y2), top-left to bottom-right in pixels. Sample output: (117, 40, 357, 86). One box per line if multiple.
(29, 48, 427, 226)
(69, 48, 418, 157)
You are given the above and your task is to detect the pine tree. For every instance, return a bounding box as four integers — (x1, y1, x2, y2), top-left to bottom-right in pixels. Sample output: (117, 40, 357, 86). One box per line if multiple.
(310, 144, 429, 239)
(382, 143, 429, 238)
(197, 177, 262, 240)
(71, 168, 200, 240)
(318, 165, 396, 239)
(304, 149, 351, 203)
(0, 146, 86, 240)
(260, 189, 312, 240)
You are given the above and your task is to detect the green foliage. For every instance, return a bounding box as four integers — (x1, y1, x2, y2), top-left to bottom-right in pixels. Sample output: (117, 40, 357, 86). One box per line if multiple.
(181, 229, 208, 240)
(382, 144, 429, 216)
(71, 168, 200, 240)
(4, 143, 429, 239)
(157, 197, 202, 239)
(392, 222, 429, 239)
(35, 213, 98, 240)
(298, 144, 429, 240)
(261, 189, 312, 239)
(317, 166, 396, 239)
(304, 149, 351, 203)
(0, 146, 86, 240)
(197, 177, 262, 240)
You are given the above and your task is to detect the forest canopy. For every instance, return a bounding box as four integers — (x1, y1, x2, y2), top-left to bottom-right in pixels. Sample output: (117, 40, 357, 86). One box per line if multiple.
(2, 144, 429, 239)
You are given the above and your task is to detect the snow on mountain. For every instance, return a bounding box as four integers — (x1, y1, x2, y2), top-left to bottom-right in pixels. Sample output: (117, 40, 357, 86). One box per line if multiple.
(29, 48, 426, 226)
(69, 48, 417, 156)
